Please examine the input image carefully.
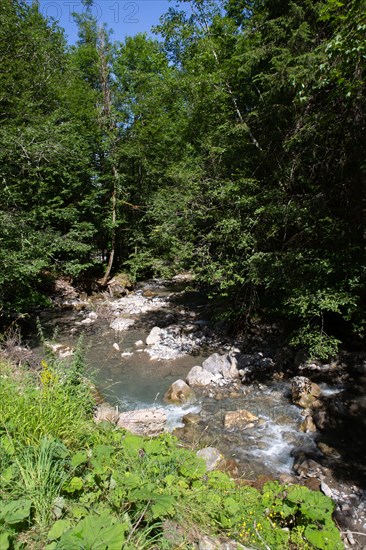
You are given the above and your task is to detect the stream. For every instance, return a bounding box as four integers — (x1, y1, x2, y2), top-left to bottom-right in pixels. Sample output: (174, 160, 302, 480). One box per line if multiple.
(23, 278, 366, 546)
(31, 279, 317, 478)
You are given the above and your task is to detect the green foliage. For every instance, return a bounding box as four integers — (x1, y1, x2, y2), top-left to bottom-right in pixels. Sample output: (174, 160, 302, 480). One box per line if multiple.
(46, 512, 128, 549)
(0, 358, 343, 549)
(226, 481, 343, 549)
(0, 499, 32, 526)
(1, 0, 364, 357)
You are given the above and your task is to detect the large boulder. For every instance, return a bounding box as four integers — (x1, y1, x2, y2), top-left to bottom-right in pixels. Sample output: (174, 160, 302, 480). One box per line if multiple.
(117, 407, 167, 436)
(202, 353, 239, 379)
(187, 366, 218, 386)
(291, 376, 321, 408)
(164, 379, 196, 404)
(146, 326, 162, 345)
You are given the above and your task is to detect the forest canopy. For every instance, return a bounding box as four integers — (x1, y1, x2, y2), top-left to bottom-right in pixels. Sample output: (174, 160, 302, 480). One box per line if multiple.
(0, 0, 365, 358)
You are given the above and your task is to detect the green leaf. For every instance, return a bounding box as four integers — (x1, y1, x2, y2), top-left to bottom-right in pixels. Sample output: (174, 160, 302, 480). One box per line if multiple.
(71, 450, 89, 468)
(0, 499, 32, 525)
(63, 476, 83, 493)
(151, 495, 176, 518)
(56, 512, 127, 549)
(48, 519, 73, 541)
(1, 465, 17, 483)
(0, 530, 12, 550)
(0, 436, 15, 456)
(304, 524, 343, 549)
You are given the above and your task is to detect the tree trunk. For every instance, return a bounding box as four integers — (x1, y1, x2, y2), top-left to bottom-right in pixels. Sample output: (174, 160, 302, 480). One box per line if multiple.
(98, 26, 118, 285)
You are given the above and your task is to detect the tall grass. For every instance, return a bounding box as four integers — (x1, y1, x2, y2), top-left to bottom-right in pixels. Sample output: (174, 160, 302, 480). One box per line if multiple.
(0, 364, 93, 449)
(13, 437, 70, 526)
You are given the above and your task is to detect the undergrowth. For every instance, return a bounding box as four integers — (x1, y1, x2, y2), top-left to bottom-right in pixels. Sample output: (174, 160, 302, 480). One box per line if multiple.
(0, 348, 344, 549)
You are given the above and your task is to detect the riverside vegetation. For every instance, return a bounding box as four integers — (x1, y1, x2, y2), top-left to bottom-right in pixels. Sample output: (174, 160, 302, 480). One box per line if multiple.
(0, 344, 343, 549)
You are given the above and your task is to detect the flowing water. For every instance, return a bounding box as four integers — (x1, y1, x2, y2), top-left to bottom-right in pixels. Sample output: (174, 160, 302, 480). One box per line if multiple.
(31, 281, 317, 479)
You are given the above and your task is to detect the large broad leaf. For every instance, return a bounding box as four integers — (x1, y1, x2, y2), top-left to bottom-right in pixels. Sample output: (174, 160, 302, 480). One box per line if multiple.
(304, 524, 343, 550)
(0, 436, 15, 456)
(48, 519, 73, 541)
(287, 486, 334, 522)
(56, 512, 127, 549)
(130, 489, 175, 519)
(71, 450, 89, 468)
(0, 499, 32, 525)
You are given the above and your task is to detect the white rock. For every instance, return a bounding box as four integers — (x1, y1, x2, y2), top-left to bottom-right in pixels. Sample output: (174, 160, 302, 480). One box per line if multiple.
(202, 353, 239, 379)
(88, 311, 98, 319)
(113, 343, 120, 351)
(187, 366, 216, 386)
(81, 317, 94, 325)
(59, 347, 74, 358)
(121, 352, 133, 357)
(135, 340, 144, 347)
(110, 317, 135, 331)
(320, 481, 334, 499)
(146, 326, 162, 345)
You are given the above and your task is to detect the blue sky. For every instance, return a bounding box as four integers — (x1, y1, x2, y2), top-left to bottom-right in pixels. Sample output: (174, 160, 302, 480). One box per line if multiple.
(37, 0, 178, 44)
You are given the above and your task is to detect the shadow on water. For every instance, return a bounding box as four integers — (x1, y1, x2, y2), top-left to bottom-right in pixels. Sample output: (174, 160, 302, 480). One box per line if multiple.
(314, 385, 366, 489)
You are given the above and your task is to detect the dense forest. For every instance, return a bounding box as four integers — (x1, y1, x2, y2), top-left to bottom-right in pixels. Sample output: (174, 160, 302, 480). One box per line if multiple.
(1, 0, 365, 359)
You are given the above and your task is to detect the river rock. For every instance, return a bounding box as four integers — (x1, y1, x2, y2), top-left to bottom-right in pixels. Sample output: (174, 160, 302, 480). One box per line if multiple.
(292, 451, 327, 478)
(106, 273, 132, 297)
(317, 442, 341, 459)
(300, 415, 317, 433)
(110, 317, 135, 331)
(313, 410, 328, 430)
(146, 326, 162, 345)
(94, 403, 119, 424)
(197, 535, 254, 549)
(196, 447, 223, 471)
(80, 317, 94, 325)
(187, 366, 217, 386)
(291, 376, 321, 408)
(117, 407, 167, 436)
(224, 409, 258, 428)
(172, 272, 195, 282)
(183, 413, 201, 425)
(164, 379, 196, 404)
(58, 347, 74, 358)
(202, 353, 239, 379)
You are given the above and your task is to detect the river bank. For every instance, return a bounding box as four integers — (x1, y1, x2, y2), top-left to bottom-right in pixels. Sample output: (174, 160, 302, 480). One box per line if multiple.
(8, 275, 366, 548)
